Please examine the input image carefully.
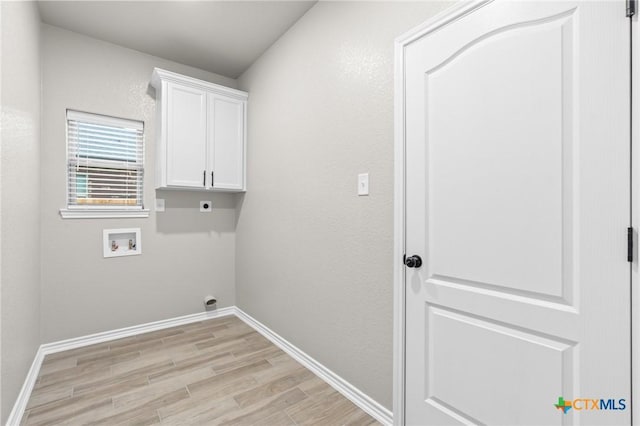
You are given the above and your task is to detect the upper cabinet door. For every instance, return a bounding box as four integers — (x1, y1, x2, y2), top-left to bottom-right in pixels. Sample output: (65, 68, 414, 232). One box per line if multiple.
(209, 95, 245, 191)
(166, 82, 207, 188)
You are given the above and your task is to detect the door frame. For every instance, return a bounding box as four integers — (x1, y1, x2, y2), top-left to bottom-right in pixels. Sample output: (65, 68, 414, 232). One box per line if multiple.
(392, 1, 638, 424)
(631, 8, 638, 426)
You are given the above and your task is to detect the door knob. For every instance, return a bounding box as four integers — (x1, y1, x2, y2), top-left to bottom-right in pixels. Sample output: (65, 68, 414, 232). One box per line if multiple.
(404, 255, 422, 268)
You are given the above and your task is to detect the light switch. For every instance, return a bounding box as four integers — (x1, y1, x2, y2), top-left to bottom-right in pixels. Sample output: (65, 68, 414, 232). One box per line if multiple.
(358, 173, 369, 196)
(155, 198, 165, 212)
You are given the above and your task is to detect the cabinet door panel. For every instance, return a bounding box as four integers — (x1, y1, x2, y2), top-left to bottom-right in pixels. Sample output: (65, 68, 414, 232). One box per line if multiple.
(167, 83, 207, 188)
(209, 95, 244, 190)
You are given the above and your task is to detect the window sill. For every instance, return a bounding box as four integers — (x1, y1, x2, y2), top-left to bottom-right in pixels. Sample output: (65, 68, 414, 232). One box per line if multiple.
(59, 208, 150, 219)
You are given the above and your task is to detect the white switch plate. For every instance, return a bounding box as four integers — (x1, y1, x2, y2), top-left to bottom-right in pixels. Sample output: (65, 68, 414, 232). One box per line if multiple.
(200, 201, 213, 212)
(155, 198, 165, 212)
(358, 173, 369, 196)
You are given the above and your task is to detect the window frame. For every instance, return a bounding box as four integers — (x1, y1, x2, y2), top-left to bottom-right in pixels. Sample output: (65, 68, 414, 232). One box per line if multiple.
(60, 109, 149, 219)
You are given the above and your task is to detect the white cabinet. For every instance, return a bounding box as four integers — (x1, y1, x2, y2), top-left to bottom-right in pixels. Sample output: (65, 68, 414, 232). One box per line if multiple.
(151, 68, 247, 191)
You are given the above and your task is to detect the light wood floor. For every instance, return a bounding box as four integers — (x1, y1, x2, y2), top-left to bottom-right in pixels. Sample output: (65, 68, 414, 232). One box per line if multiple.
(22, 315, 378, 426)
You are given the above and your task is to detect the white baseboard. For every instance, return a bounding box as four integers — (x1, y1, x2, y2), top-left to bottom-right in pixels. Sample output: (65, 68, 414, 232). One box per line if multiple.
(5, 307, 234, 426)
(5, 348, 45, 426)
(39, 307, 235, 355)
(234, 307, 393, 425)
(6, 306, 392, 426)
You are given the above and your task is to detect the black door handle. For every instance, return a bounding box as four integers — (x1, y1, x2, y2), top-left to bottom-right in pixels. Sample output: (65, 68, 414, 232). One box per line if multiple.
(404, 255, 422, 268)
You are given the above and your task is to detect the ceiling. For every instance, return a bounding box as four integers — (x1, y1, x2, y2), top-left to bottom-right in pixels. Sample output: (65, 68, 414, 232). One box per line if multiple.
(37, 1, 317, 79)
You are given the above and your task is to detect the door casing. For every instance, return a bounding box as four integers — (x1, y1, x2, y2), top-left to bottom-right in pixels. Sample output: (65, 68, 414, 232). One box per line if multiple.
(392, 1, 638, 424)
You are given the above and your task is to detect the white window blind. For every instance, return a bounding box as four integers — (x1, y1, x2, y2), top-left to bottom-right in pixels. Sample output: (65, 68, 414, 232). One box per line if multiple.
(67, 110, 144, 210)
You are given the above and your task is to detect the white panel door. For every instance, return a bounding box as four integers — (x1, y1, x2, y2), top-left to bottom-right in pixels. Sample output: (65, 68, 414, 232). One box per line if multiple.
(166, 82, 207, 188)
(403, 1, 630, 425)
(209, 95, 245, 191)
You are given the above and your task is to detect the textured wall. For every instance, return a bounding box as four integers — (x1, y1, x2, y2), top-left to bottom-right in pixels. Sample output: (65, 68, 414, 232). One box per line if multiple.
(40, 25, 240, 343)
(236, 1, 450, 409)
(0, 2, 42, 421)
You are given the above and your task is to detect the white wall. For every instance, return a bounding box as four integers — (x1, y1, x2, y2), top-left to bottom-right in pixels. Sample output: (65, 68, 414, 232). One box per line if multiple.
(0, 2, 42, 422)
(236, 1, 450, 409)
(40, 24, 240, 343)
